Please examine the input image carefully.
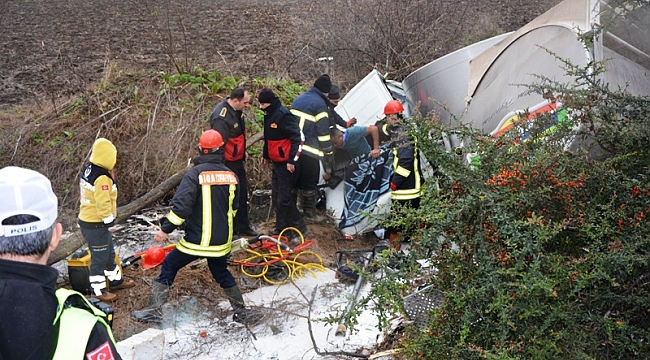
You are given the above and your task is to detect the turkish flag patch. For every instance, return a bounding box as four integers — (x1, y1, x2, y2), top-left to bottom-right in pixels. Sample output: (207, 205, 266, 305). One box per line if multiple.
(101, 185, 109, 191)
(86, 341, 115, 360)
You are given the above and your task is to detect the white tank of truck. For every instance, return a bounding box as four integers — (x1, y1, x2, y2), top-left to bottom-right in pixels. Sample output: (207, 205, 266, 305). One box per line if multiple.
(326, 0, 650, 235)
(402, 0, 650, 148)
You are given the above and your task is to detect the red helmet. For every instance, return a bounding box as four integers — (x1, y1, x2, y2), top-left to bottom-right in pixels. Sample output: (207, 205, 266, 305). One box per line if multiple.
(384, 100, 404, 115)
(142, 247, 166, 269)
(198, 129, 224, 154)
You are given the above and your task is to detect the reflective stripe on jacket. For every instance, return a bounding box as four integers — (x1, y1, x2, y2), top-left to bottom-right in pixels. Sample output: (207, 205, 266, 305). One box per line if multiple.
(160, 154, 238, 258)
(52, 288, 115, 360)
(78, 163, 117, 227)
(290, 87, 332, 159)
(391, 126, 424, 201)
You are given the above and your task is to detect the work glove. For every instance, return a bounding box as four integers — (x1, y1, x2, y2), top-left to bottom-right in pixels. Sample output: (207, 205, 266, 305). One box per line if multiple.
(390, 182, 397, 191)
(346, 118, 357, 128)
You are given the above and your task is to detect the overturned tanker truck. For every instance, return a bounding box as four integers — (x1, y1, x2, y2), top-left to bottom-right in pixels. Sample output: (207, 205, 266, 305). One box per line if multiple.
(325, 0, 650, 236)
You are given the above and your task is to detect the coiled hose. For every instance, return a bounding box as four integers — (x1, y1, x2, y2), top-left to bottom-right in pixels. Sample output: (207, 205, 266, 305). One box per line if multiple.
(233, 227, 327, 285)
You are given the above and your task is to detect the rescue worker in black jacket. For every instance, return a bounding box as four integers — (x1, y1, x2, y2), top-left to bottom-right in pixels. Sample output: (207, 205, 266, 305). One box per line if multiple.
(0, 166, 121, 360)
(132, 130, 263, 325)
(209, 87, 258, 237)
(290, 74, 334, 222)
(258, 88, 308, 238)
(384, 100, 424, 249)
(366, 118, 393, 147)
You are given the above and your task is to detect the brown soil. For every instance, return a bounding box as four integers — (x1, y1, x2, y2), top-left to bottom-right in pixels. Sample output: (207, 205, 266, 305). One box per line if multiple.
(108, 219, 379, 341)
(0, 0, 563, 110)
(0, 0, 306, 108)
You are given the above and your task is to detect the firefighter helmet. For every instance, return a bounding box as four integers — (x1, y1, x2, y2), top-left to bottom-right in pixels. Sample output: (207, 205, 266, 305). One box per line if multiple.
(383, 100, 404, 115)
(198, 129, 224, 154)
(142, 247, 167, 269)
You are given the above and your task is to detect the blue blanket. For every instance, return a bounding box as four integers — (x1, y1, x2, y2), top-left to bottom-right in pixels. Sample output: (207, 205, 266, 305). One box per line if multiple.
(338, 143, 393, 230)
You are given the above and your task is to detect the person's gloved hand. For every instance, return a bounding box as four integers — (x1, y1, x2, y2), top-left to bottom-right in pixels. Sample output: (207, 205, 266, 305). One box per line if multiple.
(390, 182, 397, 191)
(346, 118, 357, 128)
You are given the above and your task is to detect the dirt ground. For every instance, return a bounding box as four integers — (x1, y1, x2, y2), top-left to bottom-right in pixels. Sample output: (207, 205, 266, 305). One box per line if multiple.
(0, 0, 562, 109)
(0, 0, 304, 108)
(110, 228, 379, 342)
(59, 203, 379, 342)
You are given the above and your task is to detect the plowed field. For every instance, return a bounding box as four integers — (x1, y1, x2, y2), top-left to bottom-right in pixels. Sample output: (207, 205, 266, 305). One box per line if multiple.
(1, 0, 562, 108)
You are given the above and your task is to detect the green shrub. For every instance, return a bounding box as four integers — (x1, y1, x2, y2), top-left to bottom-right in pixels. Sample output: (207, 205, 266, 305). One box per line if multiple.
(361, 39, 650, 360)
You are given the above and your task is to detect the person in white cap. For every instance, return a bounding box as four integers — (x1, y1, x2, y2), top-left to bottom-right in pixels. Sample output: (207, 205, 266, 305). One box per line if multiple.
(0, 166, 122, 360)
(78, 138, 134, 301)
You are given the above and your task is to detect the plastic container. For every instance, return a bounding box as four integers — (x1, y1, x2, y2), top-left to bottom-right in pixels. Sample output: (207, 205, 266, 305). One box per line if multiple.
(67, 247, 122, 295)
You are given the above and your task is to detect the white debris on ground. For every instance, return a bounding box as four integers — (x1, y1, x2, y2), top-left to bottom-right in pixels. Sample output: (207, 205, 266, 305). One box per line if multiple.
(154, 269, 391, 360)
(54, 210, 400, 359)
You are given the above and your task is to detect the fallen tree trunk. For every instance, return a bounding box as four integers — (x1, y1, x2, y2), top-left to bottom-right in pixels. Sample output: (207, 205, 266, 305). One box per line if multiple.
(47, 131, 265, 265)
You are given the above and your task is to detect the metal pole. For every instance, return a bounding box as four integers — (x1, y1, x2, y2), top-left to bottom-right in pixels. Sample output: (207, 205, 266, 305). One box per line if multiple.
(335, 253, 370, 337)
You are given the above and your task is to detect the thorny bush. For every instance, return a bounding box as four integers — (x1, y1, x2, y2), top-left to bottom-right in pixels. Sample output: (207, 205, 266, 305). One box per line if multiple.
(357, 36, 650, 360)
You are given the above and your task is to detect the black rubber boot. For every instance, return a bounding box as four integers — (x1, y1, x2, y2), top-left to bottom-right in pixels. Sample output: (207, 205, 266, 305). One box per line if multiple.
(224, 285, 264, 325)
(301, 189, 325, 223)
(294, 188, 303, 215)
(131, 281, 170, 323)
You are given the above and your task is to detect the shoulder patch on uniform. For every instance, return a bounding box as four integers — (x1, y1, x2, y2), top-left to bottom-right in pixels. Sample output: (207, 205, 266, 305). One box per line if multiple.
(198, 171, 238, 185)
(86, 341, 115, 360)
(101, 185, 109, 191)
(270, 123, 278, 128)
(219, 107, 227, 117)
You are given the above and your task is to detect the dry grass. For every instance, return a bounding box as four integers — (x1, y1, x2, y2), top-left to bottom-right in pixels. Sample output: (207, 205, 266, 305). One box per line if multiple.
(0, 63, 278, 211)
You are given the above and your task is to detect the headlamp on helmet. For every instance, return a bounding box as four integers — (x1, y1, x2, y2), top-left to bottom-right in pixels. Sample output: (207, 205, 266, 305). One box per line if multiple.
(198, 129, 224, 154)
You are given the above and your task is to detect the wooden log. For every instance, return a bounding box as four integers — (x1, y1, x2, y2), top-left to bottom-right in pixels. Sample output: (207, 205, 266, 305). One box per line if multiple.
(47, 131, 264, 265)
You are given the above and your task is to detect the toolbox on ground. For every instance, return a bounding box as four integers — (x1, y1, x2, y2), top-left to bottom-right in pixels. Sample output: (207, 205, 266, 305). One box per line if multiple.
(67, 247, 123, 295)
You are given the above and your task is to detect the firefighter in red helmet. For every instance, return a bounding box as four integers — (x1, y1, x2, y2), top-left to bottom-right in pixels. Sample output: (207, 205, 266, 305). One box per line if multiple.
(132, 129, 263, 325)
(365, 100, 404, 148)
(384, 99, 404, 115)
(384, 100, 424, 249)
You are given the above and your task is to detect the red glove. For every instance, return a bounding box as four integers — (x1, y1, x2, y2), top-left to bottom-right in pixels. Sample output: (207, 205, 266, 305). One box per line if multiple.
(390, 182, 397, 191)
(346, 118, 357, 128)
